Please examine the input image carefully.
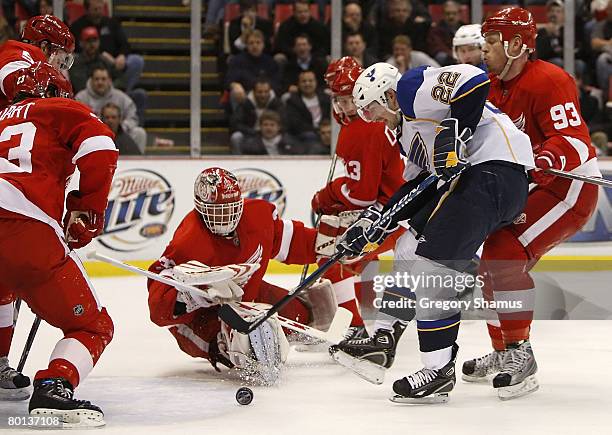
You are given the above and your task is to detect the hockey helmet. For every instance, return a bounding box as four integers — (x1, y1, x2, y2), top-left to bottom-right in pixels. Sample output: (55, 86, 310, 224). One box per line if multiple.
(194, 167, 244, 236)
(324, 56, 360, 87)
(21, 15, 76, 69)
(9, 61, 74, 102)
(352, 62, 401, 122)
(482, 7, 537, 53)
(453, 24, 484, 58)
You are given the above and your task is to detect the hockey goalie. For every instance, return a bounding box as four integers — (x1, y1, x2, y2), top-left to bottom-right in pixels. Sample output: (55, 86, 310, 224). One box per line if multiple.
(147, 167, 340, 385)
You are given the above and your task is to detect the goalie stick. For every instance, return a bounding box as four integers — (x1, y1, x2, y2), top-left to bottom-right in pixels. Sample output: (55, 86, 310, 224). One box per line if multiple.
(86, 251, 352, 343)
(218, 173, 443, 334)
(17, 315, 41, 372)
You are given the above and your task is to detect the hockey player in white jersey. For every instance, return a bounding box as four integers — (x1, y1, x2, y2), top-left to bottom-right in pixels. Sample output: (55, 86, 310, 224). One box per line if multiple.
(335, 62, 535, 403)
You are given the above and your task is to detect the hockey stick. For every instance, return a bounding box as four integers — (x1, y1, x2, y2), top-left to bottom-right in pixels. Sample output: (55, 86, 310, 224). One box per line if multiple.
(219, 173, 442, 334)
(300, 153, 339, 281)
(86, 252, 352, 343)
(545, 168, 612, 189)
(17, 316, 41, 372)
(13, 298, 21, 327)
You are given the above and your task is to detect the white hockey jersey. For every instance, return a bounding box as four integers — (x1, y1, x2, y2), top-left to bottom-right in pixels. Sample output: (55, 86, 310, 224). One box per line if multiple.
(395, 64, 535, 175)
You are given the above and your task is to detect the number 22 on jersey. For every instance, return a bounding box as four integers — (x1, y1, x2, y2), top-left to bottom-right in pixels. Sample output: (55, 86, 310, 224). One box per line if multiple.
(0, 122, 36, 174)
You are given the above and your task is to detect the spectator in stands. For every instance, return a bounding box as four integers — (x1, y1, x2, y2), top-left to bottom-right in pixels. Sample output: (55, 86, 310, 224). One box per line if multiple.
(310, 117, 332, 155)
(591, 0, 612, 97)
(204, 0, 226, 37)
(38, 0, 53, 16)
(536, 0, 586, 77)
(100, 102, 143, 155)
(377, 0, 431, 59)
(385, 35, 439, 74)
(274, 0, 330, 62)
(71, 0, 145, 93)
(240, 110, 295, 155)
(226, 29, 280, 107)
(343, 1, 378, 58)
(76, 66, 147, 153)
(344, 32, 377, 68)
(285, 70, 330, 153)
(427, 0, 464, 66)
(69, 26, 147, 125)
(228, 0, 273, 54)
(229, 78, 283, 154)
(69, 26, 118, 92)
(282, 33, 328, 94)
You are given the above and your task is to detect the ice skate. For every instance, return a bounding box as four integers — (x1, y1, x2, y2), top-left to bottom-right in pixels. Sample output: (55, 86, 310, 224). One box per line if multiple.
(493, 340, 539, 400)
(330, 322, 405, 385)
(461, 349, 507, 382)
(29, 378, 105, 428)
(390, 344, 458, 404)
(0, 356, 31, 401)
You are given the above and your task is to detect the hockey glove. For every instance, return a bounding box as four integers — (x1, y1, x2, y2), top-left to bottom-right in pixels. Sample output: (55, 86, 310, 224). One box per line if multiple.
(531, 144, 566, 186)
(433, 118, 471, 181)
(336, 207, 395, 256)
(63, 190, 105, 249)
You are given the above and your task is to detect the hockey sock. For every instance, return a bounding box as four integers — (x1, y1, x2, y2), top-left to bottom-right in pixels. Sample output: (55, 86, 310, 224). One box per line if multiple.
(0, 302, 15, 357)
(486, 321, 506, 351)
(417, 313, 460, 369)
(333, 277, 363, 327)
(35, 358, 81, 388)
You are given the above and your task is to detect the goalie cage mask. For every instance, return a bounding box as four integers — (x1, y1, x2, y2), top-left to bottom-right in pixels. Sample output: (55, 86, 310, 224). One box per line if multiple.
(194, 167, 244, 236)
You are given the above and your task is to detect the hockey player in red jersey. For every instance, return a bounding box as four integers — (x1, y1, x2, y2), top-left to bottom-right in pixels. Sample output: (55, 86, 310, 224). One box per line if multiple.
(461, 7, 600, 400)
(311, 64, 405, 343)
(147, 167, 338, 383)
(0, 62, 117, 427)
(0, 15, 75, 110)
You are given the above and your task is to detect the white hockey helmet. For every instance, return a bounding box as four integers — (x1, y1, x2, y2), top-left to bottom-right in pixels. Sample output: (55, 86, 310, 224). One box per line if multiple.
(352, 62, 402, 122)
(453, 24, 484, 59)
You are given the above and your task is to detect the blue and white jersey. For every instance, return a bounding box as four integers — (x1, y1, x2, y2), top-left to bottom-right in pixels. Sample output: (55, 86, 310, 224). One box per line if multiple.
(396, 64, 534, 175)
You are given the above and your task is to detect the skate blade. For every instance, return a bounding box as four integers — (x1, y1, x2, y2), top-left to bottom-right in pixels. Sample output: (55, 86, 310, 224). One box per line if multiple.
(331, 350, 385, 385)
(0, 386, 31, 401)
(389, 393, 450, 404)
(496, 375, 539, 401)
(30, 408, 105, 428)
(294, 341, 329, 353)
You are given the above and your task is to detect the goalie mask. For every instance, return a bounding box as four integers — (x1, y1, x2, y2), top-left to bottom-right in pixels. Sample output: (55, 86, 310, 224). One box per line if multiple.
(194, 167, 244, 236)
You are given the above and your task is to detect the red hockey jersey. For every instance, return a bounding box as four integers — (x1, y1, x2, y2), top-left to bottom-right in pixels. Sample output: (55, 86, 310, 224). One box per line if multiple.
(488, 60, 598, 176)
(148, 199, 317, 327)
(0, 40, 47, 109)
(0, 98, 118, 236)
(328, 117, 405, 210)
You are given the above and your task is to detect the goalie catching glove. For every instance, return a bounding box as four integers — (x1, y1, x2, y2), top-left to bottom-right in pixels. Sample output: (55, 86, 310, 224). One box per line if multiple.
(162, 261, 260, 311)
(433, 118, 471, 181)
(336, 207, 396, 257)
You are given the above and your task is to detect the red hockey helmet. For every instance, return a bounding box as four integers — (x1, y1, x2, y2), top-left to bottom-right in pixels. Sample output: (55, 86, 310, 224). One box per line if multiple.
(330, 65, 364, 97)
(21, 15, 76, 69)
(194, 167, 244, 235)
(324, 56, 360, 87)
(482, 7, 537, 52)
(9, 61, 74, 102)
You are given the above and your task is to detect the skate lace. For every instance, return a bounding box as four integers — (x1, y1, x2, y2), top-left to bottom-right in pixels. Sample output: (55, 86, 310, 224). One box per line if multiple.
(406, 368, 438, 389)
(476, 350, 504, 369)
(342, 327, 358, 341)
(53, 381, 73, 399)
(500, 348, 530, 375)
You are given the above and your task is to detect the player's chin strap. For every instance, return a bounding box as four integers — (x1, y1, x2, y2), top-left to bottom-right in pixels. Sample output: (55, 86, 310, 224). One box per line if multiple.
(498, 40, 530, 81)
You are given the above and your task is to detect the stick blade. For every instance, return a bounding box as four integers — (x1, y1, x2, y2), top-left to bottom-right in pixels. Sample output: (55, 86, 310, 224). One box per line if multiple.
(325, 307, 353, 343)
(218, 304, 252, 334)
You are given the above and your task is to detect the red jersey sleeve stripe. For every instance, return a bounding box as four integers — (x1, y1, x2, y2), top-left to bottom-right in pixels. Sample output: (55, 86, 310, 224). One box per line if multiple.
(72, 135, 117, 164)
(340, 184, 377, 207)
(273, 219, 294, 262)
(563, 136, 590, 166)
(0, 60, 31, 94)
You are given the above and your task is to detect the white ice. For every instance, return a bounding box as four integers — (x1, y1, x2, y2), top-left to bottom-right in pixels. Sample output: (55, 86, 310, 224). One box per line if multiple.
(4, 273, 612, 435)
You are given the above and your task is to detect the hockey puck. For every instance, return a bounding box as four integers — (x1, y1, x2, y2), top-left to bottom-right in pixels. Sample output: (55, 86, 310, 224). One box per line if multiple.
(236, 387, 254, 405)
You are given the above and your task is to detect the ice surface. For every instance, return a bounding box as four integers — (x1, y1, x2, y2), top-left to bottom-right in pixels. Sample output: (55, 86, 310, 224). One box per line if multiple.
(3, 273, 612, 435)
